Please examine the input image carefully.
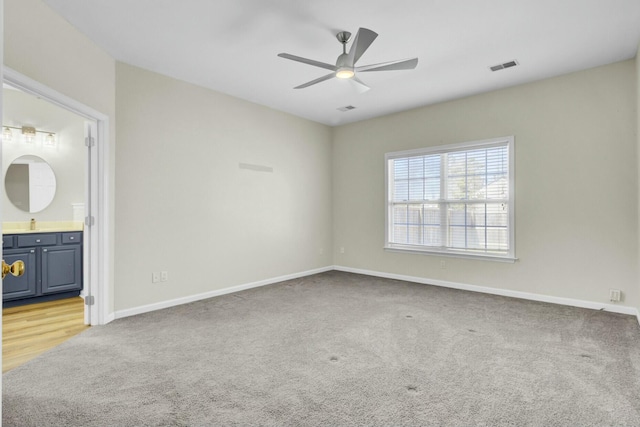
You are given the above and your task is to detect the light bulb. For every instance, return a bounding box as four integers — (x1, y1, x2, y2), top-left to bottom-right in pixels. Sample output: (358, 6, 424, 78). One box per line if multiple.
(3, 127, 13, 143)
(22, 126, 36, 143)
(44, 133, 56, 147)
(336, 68, 355, 79)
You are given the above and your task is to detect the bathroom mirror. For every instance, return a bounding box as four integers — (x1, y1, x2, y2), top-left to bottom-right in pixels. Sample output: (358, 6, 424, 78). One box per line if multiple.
(4, 155, 57, 213)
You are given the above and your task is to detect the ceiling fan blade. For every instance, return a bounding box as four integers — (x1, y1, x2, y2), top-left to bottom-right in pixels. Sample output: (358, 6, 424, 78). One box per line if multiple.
(294, 72, 336, 89)
(349, 76, 370, 94)
(278, 53, 337, 71)
(356, 58, 419, 72)
(346, 28, 378, 66)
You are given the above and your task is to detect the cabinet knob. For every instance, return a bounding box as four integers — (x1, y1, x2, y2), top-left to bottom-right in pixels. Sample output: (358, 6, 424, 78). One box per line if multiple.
(36, 239, 41, 243)
(43, 249, 48, 252)
(70, 237, 74, 240)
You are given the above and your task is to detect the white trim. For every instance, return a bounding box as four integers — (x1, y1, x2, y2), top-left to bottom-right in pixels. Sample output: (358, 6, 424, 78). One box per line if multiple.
(114, 266, 334, 319)
(333, 265, 639, 316)
(95, 119, 110, 325)
(106, 263, 640, 326)
(112, 264, 640, 322)
(383, 246, 517, 263)
(3, 68, 108, 121)
(105, 312, 116, 324)
(384, 136, 515, 260)
(3, 66, 112, 325)
(385, 136, 514, 159)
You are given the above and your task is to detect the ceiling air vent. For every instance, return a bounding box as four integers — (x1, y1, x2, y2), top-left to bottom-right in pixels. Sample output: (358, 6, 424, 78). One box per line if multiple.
(490, 60, 519, 72)
(337, 105, 356, 112)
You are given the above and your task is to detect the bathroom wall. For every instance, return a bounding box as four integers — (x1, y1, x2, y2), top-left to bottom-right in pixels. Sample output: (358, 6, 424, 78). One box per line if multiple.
(2, 86, 85, 222)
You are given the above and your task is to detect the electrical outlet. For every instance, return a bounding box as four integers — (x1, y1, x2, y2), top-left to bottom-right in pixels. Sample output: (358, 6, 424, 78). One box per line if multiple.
(319, 248, 324, 255)
(609, 289, 621, 302)
(340, 247, 345, 254)
(440, 261, 446, 269)
(161, 271, 169, 282)
(152, 272, 160, 283)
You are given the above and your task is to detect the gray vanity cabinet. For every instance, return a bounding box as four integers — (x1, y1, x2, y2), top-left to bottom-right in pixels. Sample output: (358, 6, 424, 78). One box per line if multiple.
(2, 231, 83, 306)
(41, 245, 82, 294)
(2, 248, 37, 300)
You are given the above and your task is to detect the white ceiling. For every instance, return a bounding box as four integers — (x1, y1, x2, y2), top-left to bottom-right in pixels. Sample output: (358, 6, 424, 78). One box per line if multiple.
(43, 0, 640, 127)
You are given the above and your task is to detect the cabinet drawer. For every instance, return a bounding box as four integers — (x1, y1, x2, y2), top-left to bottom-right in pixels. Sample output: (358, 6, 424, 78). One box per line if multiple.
(62, 232, 82, 244)
(3, 235, 14, 249)
(17, 234, 57, 247)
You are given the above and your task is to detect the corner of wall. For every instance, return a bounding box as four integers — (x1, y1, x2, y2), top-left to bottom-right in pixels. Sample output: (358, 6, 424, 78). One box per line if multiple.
(329, 125, 338, 267)
(636, 41, 640, 323)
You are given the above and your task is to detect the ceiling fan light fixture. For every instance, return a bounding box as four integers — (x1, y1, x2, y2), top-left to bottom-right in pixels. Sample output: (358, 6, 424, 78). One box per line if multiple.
(336, 68, 355, 79)
(278, 27, 418, 90)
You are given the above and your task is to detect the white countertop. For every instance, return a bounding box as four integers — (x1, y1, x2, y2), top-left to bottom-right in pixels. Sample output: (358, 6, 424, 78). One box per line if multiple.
(2, 221, 84, 234)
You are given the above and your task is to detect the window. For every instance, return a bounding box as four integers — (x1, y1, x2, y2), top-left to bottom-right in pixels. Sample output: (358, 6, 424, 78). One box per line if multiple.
(385, 136, 515, 261)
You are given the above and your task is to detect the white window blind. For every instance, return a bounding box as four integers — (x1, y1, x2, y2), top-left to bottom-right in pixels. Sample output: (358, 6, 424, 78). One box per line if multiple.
(385, 136, 515, 260)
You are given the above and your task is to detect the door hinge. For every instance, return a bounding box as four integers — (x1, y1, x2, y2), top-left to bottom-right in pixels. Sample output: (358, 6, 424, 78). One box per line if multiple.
(85, 295, 95, 306)
(85, 136, 95, 147)
(85, 216, 95, 227)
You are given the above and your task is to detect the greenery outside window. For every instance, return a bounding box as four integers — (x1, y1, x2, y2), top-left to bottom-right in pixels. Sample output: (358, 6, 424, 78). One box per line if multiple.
(385, 136, 515, 261)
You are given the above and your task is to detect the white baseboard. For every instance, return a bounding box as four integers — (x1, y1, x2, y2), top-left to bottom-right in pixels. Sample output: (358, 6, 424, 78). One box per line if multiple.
(334, 265, 639, 316)
(110, 264, 640, 323)
(113, 266, 333, 320)
(104, 312, 116, 324)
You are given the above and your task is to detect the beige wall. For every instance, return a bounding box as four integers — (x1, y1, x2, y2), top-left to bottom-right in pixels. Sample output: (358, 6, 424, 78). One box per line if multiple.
(333, 60, 638, 308)
(114, 63, 333, 310)
(4, 0, 115, 118)
(4, 0, 116, 313)
(5, 0, 640, 317)
(636, 44, 640, 317)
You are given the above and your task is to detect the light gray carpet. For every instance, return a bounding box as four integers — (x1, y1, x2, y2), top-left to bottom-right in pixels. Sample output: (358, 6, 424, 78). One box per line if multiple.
(3, 271, 640, 426)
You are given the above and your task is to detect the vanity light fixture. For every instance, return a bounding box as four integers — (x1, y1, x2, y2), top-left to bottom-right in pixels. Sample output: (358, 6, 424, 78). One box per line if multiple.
(1, 125, 56, 146)
(3, 127, 13, 143)
(22, 126, 36, 143)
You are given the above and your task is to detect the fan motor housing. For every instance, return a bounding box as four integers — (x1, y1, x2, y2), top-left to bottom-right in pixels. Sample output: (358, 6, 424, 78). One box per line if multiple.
(336, 53, 350, 68)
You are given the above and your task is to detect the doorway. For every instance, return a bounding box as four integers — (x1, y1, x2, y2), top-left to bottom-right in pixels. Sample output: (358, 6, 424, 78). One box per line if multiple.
(1, 68, 110, 355)
(1, 80, 93, 370)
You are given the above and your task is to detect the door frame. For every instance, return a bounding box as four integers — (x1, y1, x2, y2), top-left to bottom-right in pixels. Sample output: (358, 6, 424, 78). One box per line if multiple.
(3, 66, 111, 325)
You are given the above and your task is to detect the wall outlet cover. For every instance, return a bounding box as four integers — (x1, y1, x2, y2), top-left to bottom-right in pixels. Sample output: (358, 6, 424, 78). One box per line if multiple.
(609, 289, 621, 302)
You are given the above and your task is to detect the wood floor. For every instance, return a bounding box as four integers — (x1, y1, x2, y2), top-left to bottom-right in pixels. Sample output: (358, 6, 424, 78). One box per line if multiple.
(3, 297, 89, 373)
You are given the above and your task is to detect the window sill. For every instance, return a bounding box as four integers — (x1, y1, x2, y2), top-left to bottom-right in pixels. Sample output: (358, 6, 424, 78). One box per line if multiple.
(384, 245, 518, 263)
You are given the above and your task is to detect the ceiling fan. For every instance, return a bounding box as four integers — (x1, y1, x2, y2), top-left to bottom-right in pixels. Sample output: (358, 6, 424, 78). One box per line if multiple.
(278, 27, 418, 92)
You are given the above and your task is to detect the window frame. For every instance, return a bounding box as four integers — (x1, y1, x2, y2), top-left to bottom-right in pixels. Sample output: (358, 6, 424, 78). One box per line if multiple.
(384, 136, 516, 262)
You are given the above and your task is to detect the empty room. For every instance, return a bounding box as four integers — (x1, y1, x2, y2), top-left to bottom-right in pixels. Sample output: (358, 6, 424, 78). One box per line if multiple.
(2, 0, 640, 425)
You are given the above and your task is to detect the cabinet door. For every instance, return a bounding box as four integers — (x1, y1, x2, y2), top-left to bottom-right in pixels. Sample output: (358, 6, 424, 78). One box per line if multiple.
(2, 248, 37, 301)
(41, 245, 82, 294)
